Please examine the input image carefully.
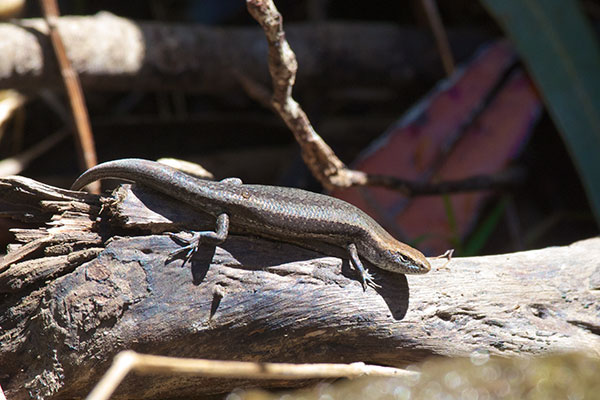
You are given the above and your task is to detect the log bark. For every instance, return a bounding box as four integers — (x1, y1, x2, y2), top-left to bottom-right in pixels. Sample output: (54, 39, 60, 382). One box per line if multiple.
(0, 13, 487, 94)
(0, 176, 598, 399)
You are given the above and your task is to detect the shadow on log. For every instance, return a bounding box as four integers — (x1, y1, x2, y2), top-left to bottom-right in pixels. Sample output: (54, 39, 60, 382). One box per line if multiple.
(0, 176, 598, 399)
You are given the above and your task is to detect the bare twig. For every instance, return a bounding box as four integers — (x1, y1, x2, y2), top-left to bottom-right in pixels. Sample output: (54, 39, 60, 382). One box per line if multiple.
(420, 0, 454, 75)
(86, 350, 418, 400)
(366, 166, 526, 196)
(246, 0, 360, 190)
(39, 0, 98, 192)
(246, 0, 524, 196)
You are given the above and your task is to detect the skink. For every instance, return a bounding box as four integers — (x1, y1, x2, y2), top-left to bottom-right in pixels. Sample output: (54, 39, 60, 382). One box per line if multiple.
(71, 159, 430, 289)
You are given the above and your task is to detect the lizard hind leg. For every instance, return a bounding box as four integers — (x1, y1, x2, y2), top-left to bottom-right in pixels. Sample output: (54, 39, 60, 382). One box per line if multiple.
(347, 243, 381, 291)
(167, 213, 230, 267)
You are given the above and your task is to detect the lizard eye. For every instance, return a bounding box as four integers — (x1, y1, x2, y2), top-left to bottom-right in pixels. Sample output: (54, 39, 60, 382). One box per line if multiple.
(398, 253, 409, 264)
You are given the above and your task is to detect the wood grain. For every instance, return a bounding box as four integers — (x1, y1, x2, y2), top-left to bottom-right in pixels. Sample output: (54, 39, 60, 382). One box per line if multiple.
(0, 176, 598, 399)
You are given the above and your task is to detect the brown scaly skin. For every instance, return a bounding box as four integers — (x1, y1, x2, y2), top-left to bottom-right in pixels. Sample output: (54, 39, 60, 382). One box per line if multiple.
(72, 159, 430, 289)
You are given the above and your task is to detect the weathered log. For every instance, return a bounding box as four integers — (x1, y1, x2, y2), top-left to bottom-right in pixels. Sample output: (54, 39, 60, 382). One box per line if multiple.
(0, 176, 598, 399)
(0, 13, 487, 94)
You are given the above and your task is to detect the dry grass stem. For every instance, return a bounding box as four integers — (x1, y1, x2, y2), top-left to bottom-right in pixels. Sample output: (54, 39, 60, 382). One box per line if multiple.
(86, 350, 419, 400)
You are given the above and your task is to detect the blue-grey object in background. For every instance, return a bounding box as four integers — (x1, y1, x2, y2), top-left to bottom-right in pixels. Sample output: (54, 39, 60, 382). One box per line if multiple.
(187, 0, 246, 24)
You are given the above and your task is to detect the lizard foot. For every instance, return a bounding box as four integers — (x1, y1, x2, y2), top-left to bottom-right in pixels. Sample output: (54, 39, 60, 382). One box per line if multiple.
(360, 268, 382, 291)
(166, 231, 202, 267)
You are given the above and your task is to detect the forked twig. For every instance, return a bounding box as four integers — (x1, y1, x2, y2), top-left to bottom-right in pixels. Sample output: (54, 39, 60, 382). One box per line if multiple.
(246, 0, 524, 195)
(246, 0, 359, 190)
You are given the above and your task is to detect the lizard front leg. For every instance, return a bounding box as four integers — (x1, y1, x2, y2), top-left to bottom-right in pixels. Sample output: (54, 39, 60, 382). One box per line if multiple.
(347, 243, 381, 291)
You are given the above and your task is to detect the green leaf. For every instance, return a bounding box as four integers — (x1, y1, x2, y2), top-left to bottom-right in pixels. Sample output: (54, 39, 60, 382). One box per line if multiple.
(480, 0, 600, 226)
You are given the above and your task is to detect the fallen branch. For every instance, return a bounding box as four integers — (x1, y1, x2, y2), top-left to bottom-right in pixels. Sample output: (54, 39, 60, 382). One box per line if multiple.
(0, 14, 487, 94)
(0, 176, 598, 398)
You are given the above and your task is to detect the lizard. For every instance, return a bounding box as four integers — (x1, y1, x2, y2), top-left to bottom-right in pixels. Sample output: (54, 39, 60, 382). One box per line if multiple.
(71, 158, 430, 289)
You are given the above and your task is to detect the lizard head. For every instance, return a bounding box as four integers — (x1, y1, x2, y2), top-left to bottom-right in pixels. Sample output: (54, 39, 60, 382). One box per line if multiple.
(360, 239, 431, 275)
(384, 245, 431, 274)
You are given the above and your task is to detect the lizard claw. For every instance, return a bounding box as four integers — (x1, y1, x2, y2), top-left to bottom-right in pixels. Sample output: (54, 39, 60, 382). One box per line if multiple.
(360, 268, 382, 291)
(167, 232, 201, 267)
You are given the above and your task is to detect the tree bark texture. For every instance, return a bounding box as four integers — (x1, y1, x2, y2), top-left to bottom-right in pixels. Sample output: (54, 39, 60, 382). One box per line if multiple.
(0, 176, 598, 399)
(0, 13, 488, 94)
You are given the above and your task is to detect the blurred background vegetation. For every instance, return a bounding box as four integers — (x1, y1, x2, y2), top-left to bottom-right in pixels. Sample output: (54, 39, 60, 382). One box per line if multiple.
(0, 0, 599, 256)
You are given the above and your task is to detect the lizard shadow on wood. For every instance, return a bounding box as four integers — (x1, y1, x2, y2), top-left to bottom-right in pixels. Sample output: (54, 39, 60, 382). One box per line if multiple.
(163, 231, 410, 320)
